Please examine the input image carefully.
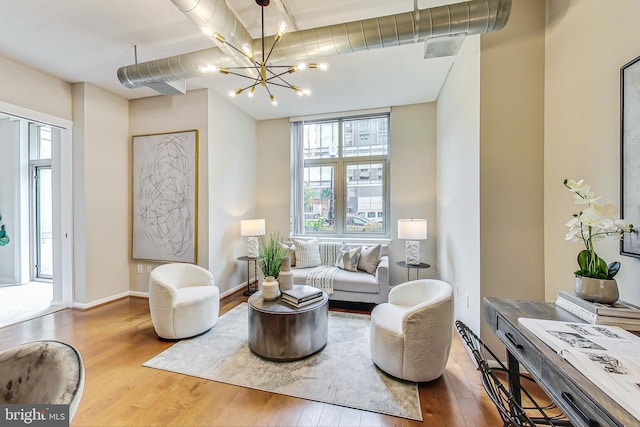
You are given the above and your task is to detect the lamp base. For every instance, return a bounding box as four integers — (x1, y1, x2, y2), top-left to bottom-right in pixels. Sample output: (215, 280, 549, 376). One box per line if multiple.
(247, 236, 259, 258)
(405, 241, 420, 265)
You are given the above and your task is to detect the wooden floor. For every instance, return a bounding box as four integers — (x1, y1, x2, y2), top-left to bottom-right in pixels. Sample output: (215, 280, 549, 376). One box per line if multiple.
(0, 293, 506, 427)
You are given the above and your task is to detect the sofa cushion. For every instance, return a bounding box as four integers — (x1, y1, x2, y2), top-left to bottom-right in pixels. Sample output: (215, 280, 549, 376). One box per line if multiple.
(279, 242, 296, 266)
(357, 244, 381, 274)
(335, 244, 361, 272)
(291, 267, 380, 294)
(293, 238, 321, 268)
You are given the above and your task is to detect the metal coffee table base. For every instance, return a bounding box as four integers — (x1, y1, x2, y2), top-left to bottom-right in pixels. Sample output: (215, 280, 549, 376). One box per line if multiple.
(248, 290, 328, 361)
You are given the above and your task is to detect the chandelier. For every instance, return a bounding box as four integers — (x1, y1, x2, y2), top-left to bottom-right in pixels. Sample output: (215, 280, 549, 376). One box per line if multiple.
(199, 0, 328, 106)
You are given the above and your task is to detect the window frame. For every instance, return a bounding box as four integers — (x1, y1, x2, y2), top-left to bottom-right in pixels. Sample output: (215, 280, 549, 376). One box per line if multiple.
(291, 113, 390, 239)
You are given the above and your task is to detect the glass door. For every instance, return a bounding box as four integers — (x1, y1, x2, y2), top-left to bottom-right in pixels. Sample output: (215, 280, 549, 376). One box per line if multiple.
(34, 165, 52, 279)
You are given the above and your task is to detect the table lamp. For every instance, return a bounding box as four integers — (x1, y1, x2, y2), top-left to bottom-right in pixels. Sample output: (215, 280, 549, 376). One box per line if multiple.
(398, 219, 427, 265)
(241, 219, 265, 258)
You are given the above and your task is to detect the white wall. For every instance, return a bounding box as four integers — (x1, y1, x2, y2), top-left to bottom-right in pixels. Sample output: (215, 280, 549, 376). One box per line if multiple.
(0, 56, 71, 121)
(544, 0, 640, 305)
(479, 0, 546, 350)
(208, 89, 258, 294)
(129, 90, 210, 292)
(255, 104, 438, 286)
(389, 104, 438, 285)
(72, 83, 130, 305)
(436, 36, 482, 332)
(129, 89, 257, 296)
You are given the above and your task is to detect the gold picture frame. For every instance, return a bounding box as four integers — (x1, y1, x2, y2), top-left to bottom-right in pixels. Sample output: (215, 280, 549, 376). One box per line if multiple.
(132, 130, 198, 263)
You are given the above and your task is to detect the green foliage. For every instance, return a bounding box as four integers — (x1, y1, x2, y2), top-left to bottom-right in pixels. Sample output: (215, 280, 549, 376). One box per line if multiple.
(575, 249, 616, 279)
(258, 231, 288, 279)
(0, 214, 9, 247)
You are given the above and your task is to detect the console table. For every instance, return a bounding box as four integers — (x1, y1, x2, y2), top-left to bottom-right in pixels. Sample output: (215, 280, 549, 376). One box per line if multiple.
(484, 297, 637, 426)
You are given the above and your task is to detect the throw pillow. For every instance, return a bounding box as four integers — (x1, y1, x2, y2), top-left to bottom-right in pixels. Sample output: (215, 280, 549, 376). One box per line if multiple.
(279, 242, 296, 266)
(358, 244, 381, 274)
(293, 239, 321, 268)
(335, 244, 362, 272)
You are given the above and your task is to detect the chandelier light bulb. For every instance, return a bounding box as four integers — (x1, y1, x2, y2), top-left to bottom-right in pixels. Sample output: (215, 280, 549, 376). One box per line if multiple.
(248, 86, 256, 98)
(318, 63, 329, 70)
(297, 62, 308, 70)
(270, 95, 278, 106)
(200, 26, 213, 36)
(242, 43, 253, 59)
(278, 21, 288, 35)
(302, 88, 312, 96)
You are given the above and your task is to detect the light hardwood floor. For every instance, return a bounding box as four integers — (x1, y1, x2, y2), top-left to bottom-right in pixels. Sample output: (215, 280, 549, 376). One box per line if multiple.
(0, 293, 506, 427)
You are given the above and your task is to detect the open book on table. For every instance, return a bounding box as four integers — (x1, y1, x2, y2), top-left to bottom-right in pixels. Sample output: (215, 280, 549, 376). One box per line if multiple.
(518, 317, 640, 422)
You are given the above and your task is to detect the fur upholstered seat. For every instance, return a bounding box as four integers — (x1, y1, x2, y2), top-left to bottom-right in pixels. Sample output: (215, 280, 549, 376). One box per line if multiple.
(0, 340, 84, 420)
(149, 263, 219, 340)
(370, 279, 453, 382)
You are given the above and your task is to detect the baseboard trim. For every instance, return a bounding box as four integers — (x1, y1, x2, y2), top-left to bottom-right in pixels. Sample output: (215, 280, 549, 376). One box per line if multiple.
(75, 283, 248, 310)
(220, 282, 247, 299)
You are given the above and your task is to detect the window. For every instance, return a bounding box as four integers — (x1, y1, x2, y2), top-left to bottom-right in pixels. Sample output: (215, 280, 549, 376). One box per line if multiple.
(291, 113, 390, 237)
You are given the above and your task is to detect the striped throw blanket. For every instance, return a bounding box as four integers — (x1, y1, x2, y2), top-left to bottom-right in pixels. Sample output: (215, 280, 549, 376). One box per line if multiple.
(305, 265, 339, 294)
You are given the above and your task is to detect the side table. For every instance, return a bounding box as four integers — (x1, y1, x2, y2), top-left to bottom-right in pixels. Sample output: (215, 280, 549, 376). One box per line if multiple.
(248, 289, 328, 361)
(238, 256, 259, 296)
(396, 261, 431, 282)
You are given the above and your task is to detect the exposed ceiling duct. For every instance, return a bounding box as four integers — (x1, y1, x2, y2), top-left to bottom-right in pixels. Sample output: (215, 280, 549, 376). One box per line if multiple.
(117, 0, 512, 95)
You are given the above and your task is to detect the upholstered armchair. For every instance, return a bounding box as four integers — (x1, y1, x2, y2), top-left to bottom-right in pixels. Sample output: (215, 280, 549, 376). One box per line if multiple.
(0, 341, 84, 420)
(370, 279, 453, 382)
(149, 263, 220, 340)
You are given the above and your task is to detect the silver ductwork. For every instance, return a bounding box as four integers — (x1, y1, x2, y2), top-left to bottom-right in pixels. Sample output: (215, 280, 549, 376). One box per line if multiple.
(118, 0, 511, 94)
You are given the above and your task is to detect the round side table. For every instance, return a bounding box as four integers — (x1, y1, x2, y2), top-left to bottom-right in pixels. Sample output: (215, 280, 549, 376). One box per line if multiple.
(247, 289, 328, 361)
(396, 261, 431, 282)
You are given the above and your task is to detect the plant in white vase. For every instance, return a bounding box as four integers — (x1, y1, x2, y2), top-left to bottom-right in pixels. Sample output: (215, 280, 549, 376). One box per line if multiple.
(564, 179, 634, 302)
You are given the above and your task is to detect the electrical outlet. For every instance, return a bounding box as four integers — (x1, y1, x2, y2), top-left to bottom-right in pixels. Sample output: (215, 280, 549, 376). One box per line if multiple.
(137, 264, 142, 274)
(146, 265, 152, 274)
(466, 294, 470, 309)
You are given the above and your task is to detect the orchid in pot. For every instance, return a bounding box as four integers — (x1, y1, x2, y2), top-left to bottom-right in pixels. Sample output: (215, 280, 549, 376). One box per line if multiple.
(564, 179, 634, 303)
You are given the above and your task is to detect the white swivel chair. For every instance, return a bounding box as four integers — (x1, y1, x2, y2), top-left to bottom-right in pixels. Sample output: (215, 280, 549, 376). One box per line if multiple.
(370, 279, 453, 382)
(149, 263, 220, 340)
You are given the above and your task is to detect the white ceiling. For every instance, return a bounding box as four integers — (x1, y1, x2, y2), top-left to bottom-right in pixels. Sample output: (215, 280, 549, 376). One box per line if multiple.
(0, 0, 463, 120)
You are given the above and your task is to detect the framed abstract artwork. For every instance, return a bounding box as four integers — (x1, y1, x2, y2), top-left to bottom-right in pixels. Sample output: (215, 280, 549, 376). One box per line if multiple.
(132, 130, 198, 263)
(621, 56, 640, 257)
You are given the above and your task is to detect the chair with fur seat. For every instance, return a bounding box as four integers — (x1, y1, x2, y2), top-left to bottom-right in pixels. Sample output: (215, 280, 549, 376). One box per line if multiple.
(149, 263, 219, 340)
(0, 340, 84, 420)
(370, 279, 453, 382)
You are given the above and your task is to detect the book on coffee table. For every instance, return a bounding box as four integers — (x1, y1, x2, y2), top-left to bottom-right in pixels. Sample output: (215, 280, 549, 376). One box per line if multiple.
(282, 285, 323, 304)
(282, 294, 323, 308)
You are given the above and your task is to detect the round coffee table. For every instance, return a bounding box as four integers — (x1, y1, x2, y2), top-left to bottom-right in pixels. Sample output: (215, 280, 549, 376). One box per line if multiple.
(247, 289, 328, 361)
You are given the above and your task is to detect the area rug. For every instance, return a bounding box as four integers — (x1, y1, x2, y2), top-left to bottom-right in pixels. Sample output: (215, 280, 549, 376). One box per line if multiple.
(143, 303, 422, 421)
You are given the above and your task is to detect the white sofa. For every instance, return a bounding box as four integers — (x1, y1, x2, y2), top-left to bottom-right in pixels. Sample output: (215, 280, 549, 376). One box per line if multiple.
(287, 241, 390, 304)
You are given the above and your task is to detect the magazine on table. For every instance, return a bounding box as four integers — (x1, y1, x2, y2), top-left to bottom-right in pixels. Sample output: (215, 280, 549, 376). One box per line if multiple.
(518, 317, 640, 422)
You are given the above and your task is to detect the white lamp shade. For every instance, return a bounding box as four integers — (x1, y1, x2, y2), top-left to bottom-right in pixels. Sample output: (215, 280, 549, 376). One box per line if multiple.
(241, 219, 266, 237)
(398, 219, 428, 240)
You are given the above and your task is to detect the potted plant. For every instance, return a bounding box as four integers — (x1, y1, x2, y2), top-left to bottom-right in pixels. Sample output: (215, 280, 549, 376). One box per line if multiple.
(564, 179, 634, 303)
(0, 213, 9, 246)
(258, 231, 288, 300)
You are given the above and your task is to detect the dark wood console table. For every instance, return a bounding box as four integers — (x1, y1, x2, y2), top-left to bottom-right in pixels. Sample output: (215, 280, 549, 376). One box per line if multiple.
(483, 297, 637, 427)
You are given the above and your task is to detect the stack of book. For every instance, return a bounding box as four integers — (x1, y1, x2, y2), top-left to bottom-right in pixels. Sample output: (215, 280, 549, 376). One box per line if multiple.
(282, 285, 323, 308)
(555, 291, 640, 331)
